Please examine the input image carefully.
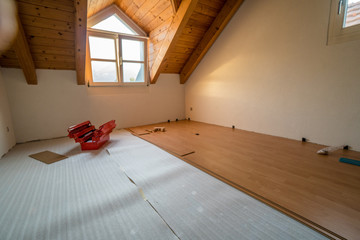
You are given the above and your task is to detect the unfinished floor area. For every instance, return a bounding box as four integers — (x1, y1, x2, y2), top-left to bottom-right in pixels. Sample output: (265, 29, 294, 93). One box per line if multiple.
(0, 129, 329, 240)
(128, 120, 360, 240)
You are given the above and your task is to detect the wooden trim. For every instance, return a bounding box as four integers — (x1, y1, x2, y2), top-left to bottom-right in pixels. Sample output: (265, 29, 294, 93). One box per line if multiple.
(180, 0, 244, 84)
(87, 4, 147, 37)
(150, 0, 198, 84)
(74, 0, 87, 85)
(13, 15, 37, 85)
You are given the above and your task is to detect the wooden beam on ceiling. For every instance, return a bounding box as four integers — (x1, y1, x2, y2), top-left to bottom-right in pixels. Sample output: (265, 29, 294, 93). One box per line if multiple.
(180, 0, 245, 84)
(74, 0, 88, 85)
(150, 0, 198, 84)
(13, 15, 37, 85)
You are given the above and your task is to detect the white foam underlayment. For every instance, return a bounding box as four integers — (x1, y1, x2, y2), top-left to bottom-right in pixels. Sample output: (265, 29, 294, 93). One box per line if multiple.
(0, 130, 328, 240)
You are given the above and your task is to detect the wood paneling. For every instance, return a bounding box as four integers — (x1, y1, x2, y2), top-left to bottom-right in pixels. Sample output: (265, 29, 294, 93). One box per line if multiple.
(0, 0, 77, 72)
(180, 0, 244, 83)
(20, 15, 74, 32)
(22, 25, 74, 41)
(149, 0, 227, 75)
(88, 0, 114, 18)
(128, 120, 360, 240)
(17, 2, 74, 22)
(0, 0, 237, 85)
(150, 0, 199, 84)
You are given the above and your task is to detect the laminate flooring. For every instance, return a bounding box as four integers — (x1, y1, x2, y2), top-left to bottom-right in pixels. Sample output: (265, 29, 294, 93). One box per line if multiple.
(128, 120, 360, 240)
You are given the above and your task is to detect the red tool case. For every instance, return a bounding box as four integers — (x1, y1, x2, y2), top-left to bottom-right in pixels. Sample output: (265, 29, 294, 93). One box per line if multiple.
(67, 120, 116, 150)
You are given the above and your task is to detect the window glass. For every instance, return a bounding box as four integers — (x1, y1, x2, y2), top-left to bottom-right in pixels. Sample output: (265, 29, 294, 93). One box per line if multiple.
(344, 0, 360, 28)
(89, 36, 116, 60)
(122, 39, 144, 61)
(91, 15, 137, 35)
(91, 61, 118, 82)
(123, 62, 145, 82)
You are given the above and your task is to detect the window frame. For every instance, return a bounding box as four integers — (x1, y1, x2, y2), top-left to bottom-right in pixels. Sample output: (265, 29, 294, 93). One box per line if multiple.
(88, 31, 121, 86)
(86, 4, 149, 86)
(328, 0, 360, 44)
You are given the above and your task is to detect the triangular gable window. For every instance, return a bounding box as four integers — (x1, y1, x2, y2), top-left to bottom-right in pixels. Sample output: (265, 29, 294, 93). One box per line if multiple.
(91, 14, 137, 35)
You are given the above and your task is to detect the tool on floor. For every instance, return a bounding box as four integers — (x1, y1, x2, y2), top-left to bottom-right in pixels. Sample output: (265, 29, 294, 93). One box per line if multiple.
(146, 127, 166, 133)
(67, 120, 116, 150)
(317, 145, 348, 155)
(339, 158, 360, 166)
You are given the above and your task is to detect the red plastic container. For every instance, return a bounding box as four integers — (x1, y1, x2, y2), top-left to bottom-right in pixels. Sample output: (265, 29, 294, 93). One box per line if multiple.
(67, 120, 116, 150)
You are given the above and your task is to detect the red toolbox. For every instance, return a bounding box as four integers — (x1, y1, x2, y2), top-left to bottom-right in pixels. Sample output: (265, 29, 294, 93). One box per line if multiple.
(67, 120, 116, 150)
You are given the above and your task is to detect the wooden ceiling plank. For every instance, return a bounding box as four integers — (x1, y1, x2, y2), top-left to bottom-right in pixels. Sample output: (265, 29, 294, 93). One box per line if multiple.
(22, 25, 75, 41)
(17, 2, 74, 23)
(74, 0, 88, 85)
(125, 0, 146, 18)
(141, 1, 172, 32)
(195, 2, 220, 17)
(13, 16, 37, 85)
(150, 0, 199, 84)
(180, 0, 244, 84)
(134, 0, 161, 21)
(17, 0, 75, 12)
(30, 46, 75, 57)
(149, 14, 172, 38)
(28, 37, 74, 48)
(0, 59, 21, 68)
(20, 15, 74, 33)
(35, 61, 75, 70)
(114, 0, 132, 14)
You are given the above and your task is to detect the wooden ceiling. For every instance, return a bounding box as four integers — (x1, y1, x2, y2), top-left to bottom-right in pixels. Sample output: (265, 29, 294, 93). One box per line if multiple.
(0, 0, 244, 85)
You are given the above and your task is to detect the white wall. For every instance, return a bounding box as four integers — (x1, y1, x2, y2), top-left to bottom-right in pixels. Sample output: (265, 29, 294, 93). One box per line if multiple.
(185, 0, 360, 151)
(3, 69, 185, 143)
(0, 68, 16, 156)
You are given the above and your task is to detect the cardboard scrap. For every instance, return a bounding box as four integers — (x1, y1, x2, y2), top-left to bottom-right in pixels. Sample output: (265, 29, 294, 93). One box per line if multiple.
(29, 151, 68, 164)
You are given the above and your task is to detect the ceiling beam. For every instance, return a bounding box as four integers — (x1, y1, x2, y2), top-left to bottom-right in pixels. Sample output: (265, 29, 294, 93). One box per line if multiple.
(150, 0, 198, 84)
(13, 16, 37, 85)
(180, 0, 245, 84)
(171, 0, 182, 14)
(74, 0, 88, 85)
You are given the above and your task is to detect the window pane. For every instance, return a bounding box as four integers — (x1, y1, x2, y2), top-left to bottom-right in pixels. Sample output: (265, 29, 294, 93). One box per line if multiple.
(123, 62, 145, 83)
(91, 61, 118, 83)
(344, 0, 360, 28)
(91, 15, 137, 35)
(122, 39, 144, 61)
(89, 36, 116, 60)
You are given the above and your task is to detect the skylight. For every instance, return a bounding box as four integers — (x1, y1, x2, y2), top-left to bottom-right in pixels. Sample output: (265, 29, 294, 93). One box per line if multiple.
(91, 14, 137, 35)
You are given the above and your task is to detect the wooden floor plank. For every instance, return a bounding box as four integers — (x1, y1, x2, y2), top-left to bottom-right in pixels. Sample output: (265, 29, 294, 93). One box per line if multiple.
(128, 120, 360, 240)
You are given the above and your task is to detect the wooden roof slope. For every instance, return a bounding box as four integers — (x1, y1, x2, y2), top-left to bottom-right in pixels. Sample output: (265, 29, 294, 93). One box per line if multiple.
(0, 0, 244, 85)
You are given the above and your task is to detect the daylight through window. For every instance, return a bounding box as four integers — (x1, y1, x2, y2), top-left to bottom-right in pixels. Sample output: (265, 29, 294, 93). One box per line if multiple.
(328, 0, 360, 44)
(87, 6, 148, 86)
